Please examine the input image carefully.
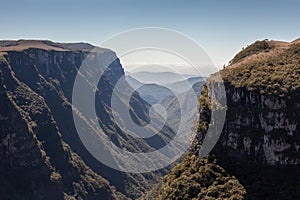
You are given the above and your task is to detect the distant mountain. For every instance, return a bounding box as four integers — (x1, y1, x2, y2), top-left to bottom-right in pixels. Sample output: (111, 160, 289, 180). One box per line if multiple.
(126, 74, 205, 140)
(126, 71, 198, 85)
(125, 75, 144, 89)
(165, 76, 205, 93)
(136, 84, 174, 104)
(126, 75, 205, 104)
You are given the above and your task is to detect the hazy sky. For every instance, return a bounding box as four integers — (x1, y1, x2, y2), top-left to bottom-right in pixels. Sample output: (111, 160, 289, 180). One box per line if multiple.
(1, 0, 300, 70)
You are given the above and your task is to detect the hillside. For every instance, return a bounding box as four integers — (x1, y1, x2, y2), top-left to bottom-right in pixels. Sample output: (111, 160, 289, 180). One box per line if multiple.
(157, 154, 246, 200)
(0, 40, 177, 199)
(0, 52, 125, 200)
(158, 39, 300, 200)
(223, 39, 300, 96)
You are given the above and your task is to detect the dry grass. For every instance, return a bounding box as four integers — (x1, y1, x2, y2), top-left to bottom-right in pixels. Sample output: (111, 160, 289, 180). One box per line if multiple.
(292, 38, 300, 44)
(221, 38, 300, 96)
(228, 39, 293, 69)
(0, 40, 67, 53)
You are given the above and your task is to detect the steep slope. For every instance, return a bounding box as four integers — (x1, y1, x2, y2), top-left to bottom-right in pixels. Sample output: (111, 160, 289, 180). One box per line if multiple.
(212, 39, 300, 164)
(158, 82, 205, 133)
(159, 39, 300, 199)
(0, 56, 125, 200)
(0, 40, 176, 199)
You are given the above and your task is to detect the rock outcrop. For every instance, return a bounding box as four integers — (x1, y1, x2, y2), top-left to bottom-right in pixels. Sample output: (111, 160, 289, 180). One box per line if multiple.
(160, 39, 300, 200)
(191, 39, 300, 165)
(0, 40, 175, 199)
(0, 54, 124, 200)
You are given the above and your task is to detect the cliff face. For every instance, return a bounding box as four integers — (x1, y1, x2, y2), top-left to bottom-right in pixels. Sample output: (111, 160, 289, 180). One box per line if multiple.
(217, 85, 300, 165)
(0, 55, 121, 200)
(190, 84, 300, 166)
(160, 39, 300, 200)
(0, 40, 176, 199)
(191, 39, 300, 166)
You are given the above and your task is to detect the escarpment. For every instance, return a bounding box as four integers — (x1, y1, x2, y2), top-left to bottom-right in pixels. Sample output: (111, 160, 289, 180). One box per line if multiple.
(159, 39, 300, 200)
(194, 39, 300, 165)
(0, 40, 176, 199)
(0, 54, 123, 200)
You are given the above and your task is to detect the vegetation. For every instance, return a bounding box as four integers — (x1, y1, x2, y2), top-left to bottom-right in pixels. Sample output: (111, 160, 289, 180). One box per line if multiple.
(157, 154, 247, 200)
(230, 40, 271, 65)
(0, 55, 5, 62)
(222, 41, 300, 96)
(198, 84, 211, 112)
(158, 39, 300, 200)
(216, 156, 300, 200)
(193, 84, 211, 153)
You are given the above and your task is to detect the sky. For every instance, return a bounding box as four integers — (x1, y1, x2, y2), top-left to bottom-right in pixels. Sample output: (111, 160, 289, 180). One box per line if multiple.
(1, 0, 300, 73)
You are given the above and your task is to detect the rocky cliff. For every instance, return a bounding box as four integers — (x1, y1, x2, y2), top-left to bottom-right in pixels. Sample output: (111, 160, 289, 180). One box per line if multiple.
(159, 39, 300, 199)
(194, 39, 300, 165)
(0, 52, 124, 200)
(0, 40, 176, 199)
